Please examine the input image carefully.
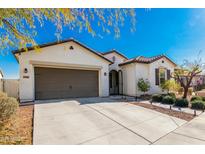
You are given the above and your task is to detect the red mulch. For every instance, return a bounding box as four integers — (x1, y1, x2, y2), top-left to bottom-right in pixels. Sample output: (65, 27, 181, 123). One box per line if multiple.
(131, 102, 195, 121)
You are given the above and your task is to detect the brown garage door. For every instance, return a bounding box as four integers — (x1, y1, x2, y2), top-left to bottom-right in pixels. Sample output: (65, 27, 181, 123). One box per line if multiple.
(34, 67, 99, 100)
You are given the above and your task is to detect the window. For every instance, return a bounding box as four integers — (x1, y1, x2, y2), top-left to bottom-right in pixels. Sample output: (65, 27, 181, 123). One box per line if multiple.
(159, 68, 166, 84)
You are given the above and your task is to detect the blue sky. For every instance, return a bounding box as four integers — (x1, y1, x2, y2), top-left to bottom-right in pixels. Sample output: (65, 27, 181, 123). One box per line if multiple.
(1, 8, 205, 79)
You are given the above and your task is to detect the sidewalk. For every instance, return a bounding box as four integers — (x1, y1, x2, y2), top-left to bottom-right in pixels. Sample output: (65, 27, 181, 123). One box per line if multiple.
(154, 112, 205, 144)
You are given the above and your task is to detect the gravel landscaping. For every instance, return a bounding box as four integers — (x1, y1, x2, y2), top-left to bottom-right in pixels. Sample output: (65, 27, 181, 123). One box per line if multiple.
(131, 102, 195, 121)
(0, 105, 34, 144)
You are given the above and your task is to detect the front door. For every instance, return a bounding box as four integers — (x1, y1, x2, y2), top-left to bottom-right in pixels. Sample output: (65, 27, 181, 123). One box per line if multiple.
(109, 70, 119, 95)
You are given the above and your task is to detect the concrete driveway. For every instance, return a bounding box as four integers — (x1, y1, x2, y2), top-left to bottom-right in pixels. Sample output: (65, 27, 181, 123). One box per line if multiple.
(33, 97, 186, 145)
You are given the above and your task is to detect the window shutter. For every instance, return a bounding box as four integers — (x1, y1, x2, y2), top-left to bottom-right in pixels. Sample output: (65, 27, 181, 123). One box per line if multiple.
(155, 68, 159, 85)
(167, 69, 171, 80)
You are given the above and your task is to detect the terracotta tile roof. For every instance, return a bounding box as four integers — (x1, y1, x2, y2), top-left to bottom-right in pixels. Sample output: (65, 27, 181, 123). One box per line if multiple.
(119, 55, 177, 66)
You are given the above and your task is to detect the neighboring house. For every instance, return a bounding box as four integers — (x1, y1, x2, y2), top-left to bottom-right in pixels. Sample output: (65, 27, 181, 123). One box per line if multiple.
(174, 67, 205, 90)
(0, 70, 3, 92)
(0, 70, 3, 79)
(190, 74, 205, 87)
(13, 38, 177, 102)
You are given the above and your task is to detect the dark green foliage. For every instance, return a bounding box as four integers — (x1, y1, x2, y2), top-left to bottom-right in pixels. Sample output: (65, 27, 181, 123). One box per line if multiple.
(167, 93, 176, 99)
(191, 100, 205, 110)
(152, 94, 163, 102)
(190, 96, 202, 102)
(139, 94, 152, 100)
(162, 95, 176, 105)
(137, 78, 150, 94)
(161, 94, 167, 97)
(175, 98, 189, 107)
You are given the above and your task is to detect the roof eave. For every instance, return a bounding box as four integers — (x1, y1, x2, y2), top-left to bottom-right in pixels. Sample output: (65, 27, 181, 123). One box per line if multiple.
(102, 50, 128, 60)
(12, 38, 113, 64)
(119, 55, 177, 67)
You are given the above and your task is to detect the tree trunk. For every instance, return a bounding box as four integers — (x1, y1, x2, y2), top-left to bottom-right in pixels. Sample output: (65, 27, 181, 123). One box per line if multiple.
(183, 86, 188, 98)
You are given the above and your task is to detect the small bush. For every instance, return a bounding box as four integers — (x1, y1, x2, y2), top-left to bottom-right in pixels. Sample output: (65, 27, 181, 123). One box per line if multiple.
(191, 100, 205, 110)
(175, 98, 189, 107)
(161, 94, 167, 97)
(160, 79, 180, 93)
(137, 78, 150, 95)
(0, 92, 7, 98)
(152, 94, 163, 102)
(188, 88, 193, 96)
(139, 94, 152, 100)
(0, 96, 19, 129)
(167, 92, 176, 99)
(162, 95, 176, 104)
(190, 96, 202, 102)
(202, 97, 205, 101)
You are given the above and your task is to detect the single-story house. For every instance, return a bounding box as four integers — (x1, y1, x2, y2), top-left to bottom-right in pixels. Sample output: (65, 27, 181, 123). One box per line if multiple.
(13, 38, 177, 102)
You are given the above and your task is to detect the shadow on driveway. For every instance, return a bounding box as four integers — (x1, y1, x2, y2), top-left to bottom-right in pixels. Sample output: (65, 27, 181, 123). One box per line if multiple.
(34, 96, 132, 105)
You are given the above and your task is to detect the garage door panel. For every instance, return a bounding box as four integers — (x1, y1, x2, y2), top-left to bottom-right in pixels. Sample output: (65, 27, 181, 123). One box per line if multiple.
(34, 67, 99, 100)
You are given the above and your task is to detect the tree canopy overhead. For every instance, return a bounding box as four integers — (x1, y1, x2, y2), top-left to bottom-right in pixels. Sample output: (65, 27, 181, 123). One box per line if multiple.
(0, 8, 136, 52)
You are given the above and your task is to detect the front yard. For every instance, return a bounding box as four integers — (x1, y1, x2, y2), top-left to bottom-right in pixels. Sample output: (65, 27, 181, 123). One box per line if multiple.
(0, 105, 33, 144)
(131, 92, 205, 123)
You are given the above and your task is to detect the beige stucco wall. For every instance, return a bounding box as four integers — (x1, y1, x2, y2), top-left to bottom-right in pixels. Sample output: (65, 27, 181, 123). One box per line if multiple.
(121, 64, 136, 96)
(120, 57, 176, 96)
(18, 41, 110, 102)
(103, 52, 126, 71)
(3, 79, 19, 98)
(149, 57, 175, 94)
(135, 63, 150, 96)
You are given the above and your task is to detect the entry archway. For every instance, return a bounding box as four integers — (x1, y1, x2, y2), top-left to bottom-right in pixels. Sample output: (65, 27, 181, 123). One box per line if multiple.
(109, 70, 123, 95)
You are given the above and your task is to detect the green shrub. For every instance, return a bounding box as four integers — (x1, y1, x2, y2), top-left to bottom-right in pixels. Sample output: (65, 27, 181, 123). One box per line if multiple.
(162, 95, 176, 104)
(160, 79, 180, 93)
(167, 92, 176, 99)
(152, 94, 162, 102)
(161, 94, 167, 97)
(175, 98, 189, 107)
(190, 96, 202, 102)
(188, 88, 193, 96)
(202, 97, 205, 101)
(139, 94, 152, 100)
(191, 100, 205, 110)
(178, 87, 184, 95)
(0, 96, 19, 129)
(137, 78, 150, 95)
